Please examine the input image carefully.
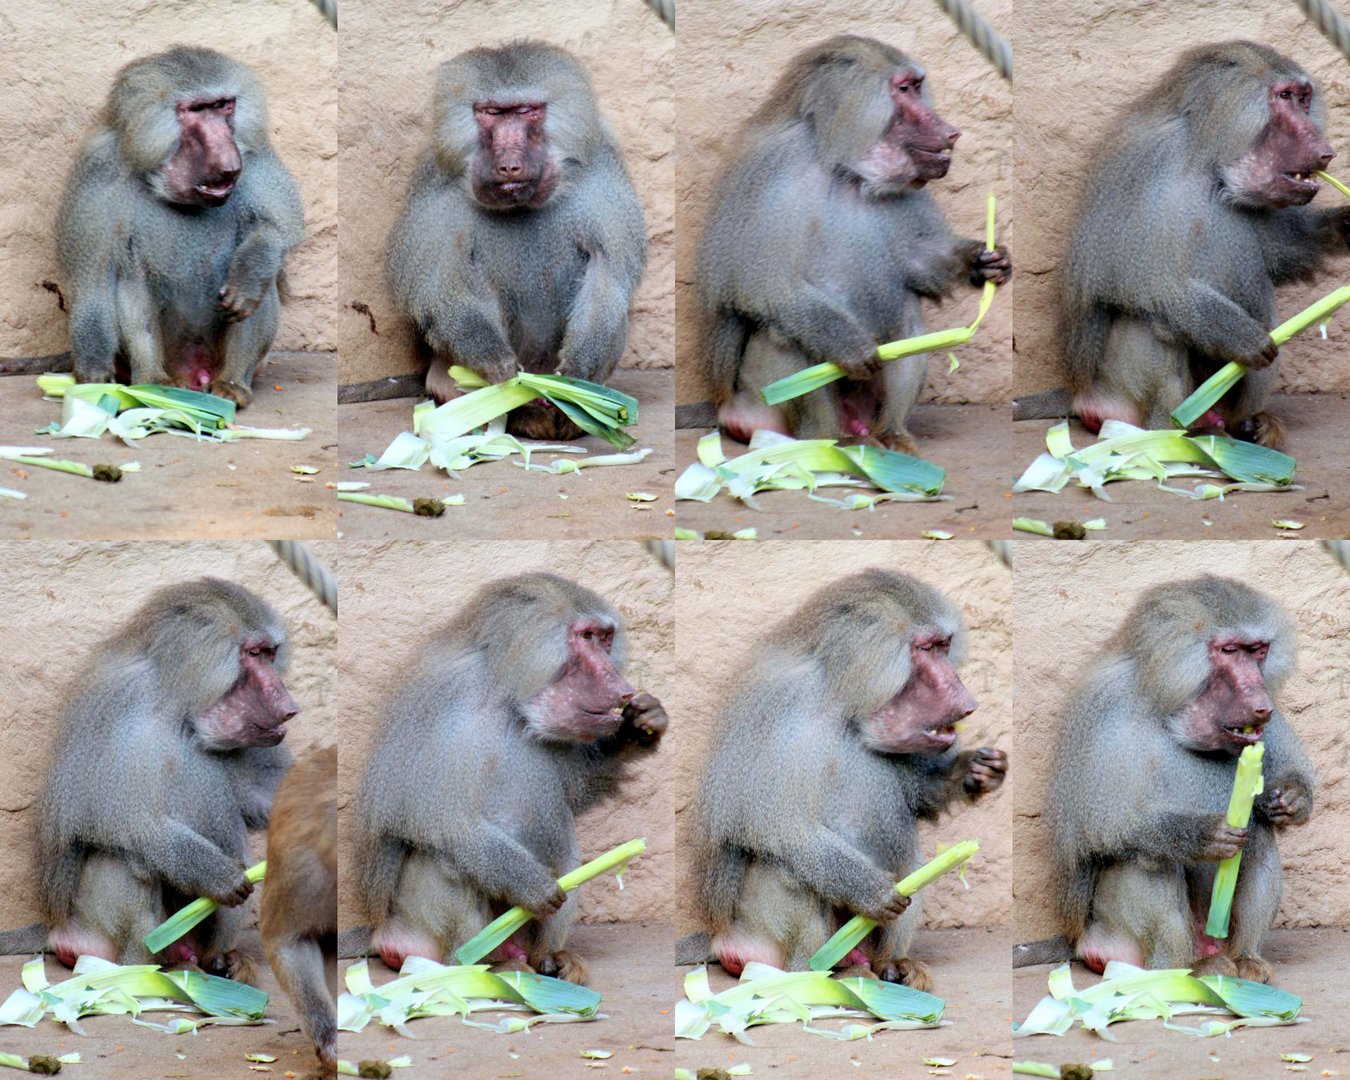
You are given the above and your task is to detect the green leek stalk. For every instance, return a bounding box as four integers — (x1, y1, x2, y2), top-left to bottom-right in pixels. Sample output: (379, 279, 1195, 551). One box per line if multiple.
(762, 193, 1001, 406)
(1172, 285, 1350, 429)
(454, 838, 645, 964)
(1205, 743, 1264, 938)
(143, 862, 266, 953)
(1173, 171, 1350, 430)
(807, 840, 979, 971)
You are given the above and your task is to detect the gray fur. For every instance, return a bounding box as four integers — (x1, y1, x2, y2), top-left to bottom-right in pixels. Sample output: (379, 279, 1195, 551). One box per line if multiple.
(1046, 575, 1314, 971)
(691, 569, 998, 980)
(57, 46, 303, 405)
(33, 578, 294, 971)
(353, 572, 663, 973)
(386, 42, 647, 429)
(1061, 41, 1348, 439)
(694, 35, 996, 448)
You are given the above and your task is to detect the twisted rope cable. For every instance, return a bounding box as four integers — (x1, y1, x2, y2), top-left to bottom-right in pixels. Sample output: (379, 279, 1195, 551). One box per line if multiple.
(644, 0, 675, 31)
(934, 0, 1011, 81)
(1321, 540, 1350, 573)
(310, 0, 337, 29)
(268, 541, 338, 615)
(1294, 0, 1350, 61)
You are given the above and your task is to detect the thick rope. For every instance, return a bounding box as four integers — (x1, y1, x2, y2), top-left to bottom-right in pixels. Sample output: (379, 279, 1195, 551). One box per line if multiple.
(269, 541, 338, 615)
(1321, 540, 1350, 573)
(644, 0, 675, 31)
(644, 540, 675, 574)
(310, 0, 337, 29)
(1294, 0, 1350, 61)
(934, 0, 1011, 81)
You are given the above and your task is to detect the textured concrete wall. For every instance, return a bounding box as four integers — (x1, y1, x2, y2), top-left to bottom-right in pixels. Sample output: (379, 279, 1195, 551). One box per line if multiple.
(1013, 540, 1350, 938)
(674, 541, 1014, 933)
(1013, 0, 1350, 395)
(337, 0, 675, 386)
(335, 541, 675, 926)
(675, 0, 1014, 407)
(0, 541, 339, 926)
(0, 0, 338, 359)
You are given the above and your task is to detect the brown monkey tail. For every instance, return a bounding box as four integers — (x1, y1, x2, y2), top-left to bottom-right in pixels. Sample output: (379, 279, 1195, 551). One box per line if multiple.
(0, 923, 49, 955)
(1012, 934, 1074, 968)
(676, 931, 713, 966)
(337, 926, 372, 959)
(1012, 387, 1073, 421)
(675, 401, 719, 429)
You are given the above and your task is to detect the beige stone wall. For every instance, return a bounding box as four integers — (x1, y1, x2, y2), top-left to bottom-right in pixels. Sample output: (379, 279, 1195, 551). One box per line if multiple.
(335, 541, 675, 926)
(675, 0, 1014, 407)
(1013, 540, 1350, 939)
(1013, 0, 1350, 395)
(674, 541, 1014, 933)
(0, 541, 339, 927)
(0, 0, 338, 360)
(337, 0, 675, 386)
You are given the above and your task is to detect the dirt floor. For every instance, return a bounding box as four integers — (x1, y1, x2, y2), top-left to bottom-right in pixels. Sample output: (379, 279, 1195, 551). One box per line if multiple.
(337, 370, 675, 540)
(675, 926, 1013, 1079)
(0, 934, 322, 1080)
(675, 404, 1012, 540)
(337, 922, 672, 1077)
(0, 352, 337, 540)
(1012, 928, 1350, 1080)
(1012, 395, 1350, 539)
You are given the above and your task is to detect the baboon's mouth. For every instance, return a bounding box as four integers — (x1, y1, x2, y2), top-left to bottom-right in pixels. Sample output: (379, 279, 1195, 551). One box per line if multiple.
(1276, 171, 1320, 203)
(195, 180, 236, 203)
(909, 147, 952, 174)
(924, 722, 958, 748)
(1222, 722, 1266, 745)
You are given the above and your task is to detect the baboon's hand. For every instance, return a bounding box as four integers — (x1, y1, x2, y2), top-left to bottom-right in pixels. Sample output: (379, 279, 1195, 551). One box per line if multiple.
(1257, 779, 1312, 827)
(833, 350, 881, 381)
(528, 885, 569, 918)
(219, 279, 266, 322)
(859, 883, 910, 925)
(971, 245, 1012, 286)
(621, 692, 668, 747)
(209, 867, 255, 907)
(1199, 818, 1248, 861)
(1242, 339, 1280, 370)
(962, 747, 1007, 795)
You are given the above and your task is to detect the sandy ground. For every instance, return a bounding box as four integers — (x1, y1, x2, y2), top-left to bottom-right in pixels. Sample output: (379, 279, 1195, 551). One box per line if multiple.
(1011, 928, 1350, 1080)
(674, 404, 1012, 540)
(0, 934, 323, 1080)
(336, 370, 675, 540)
(675, 926, 1013, 1079)
(337, 922, 672, 1077)
(0, 352, 338, 540)
(1012, 395, 1350, 539)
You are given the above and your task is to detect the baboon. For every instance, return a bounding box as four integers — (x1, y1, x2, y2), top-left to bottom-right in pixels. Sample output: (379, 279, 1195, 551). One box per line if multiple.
(1043, 576, 1313, 983)
(353, 572, 667, 984)
(386, 42, 647, 439)
(16, 579, 298, 979)
(1053, 41, 1347, 448)
(262, 747, 337, 1080)
(689, 569, 1006, 991)
(58, 46, 304, 407)
(695, 35, 1011, 452)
